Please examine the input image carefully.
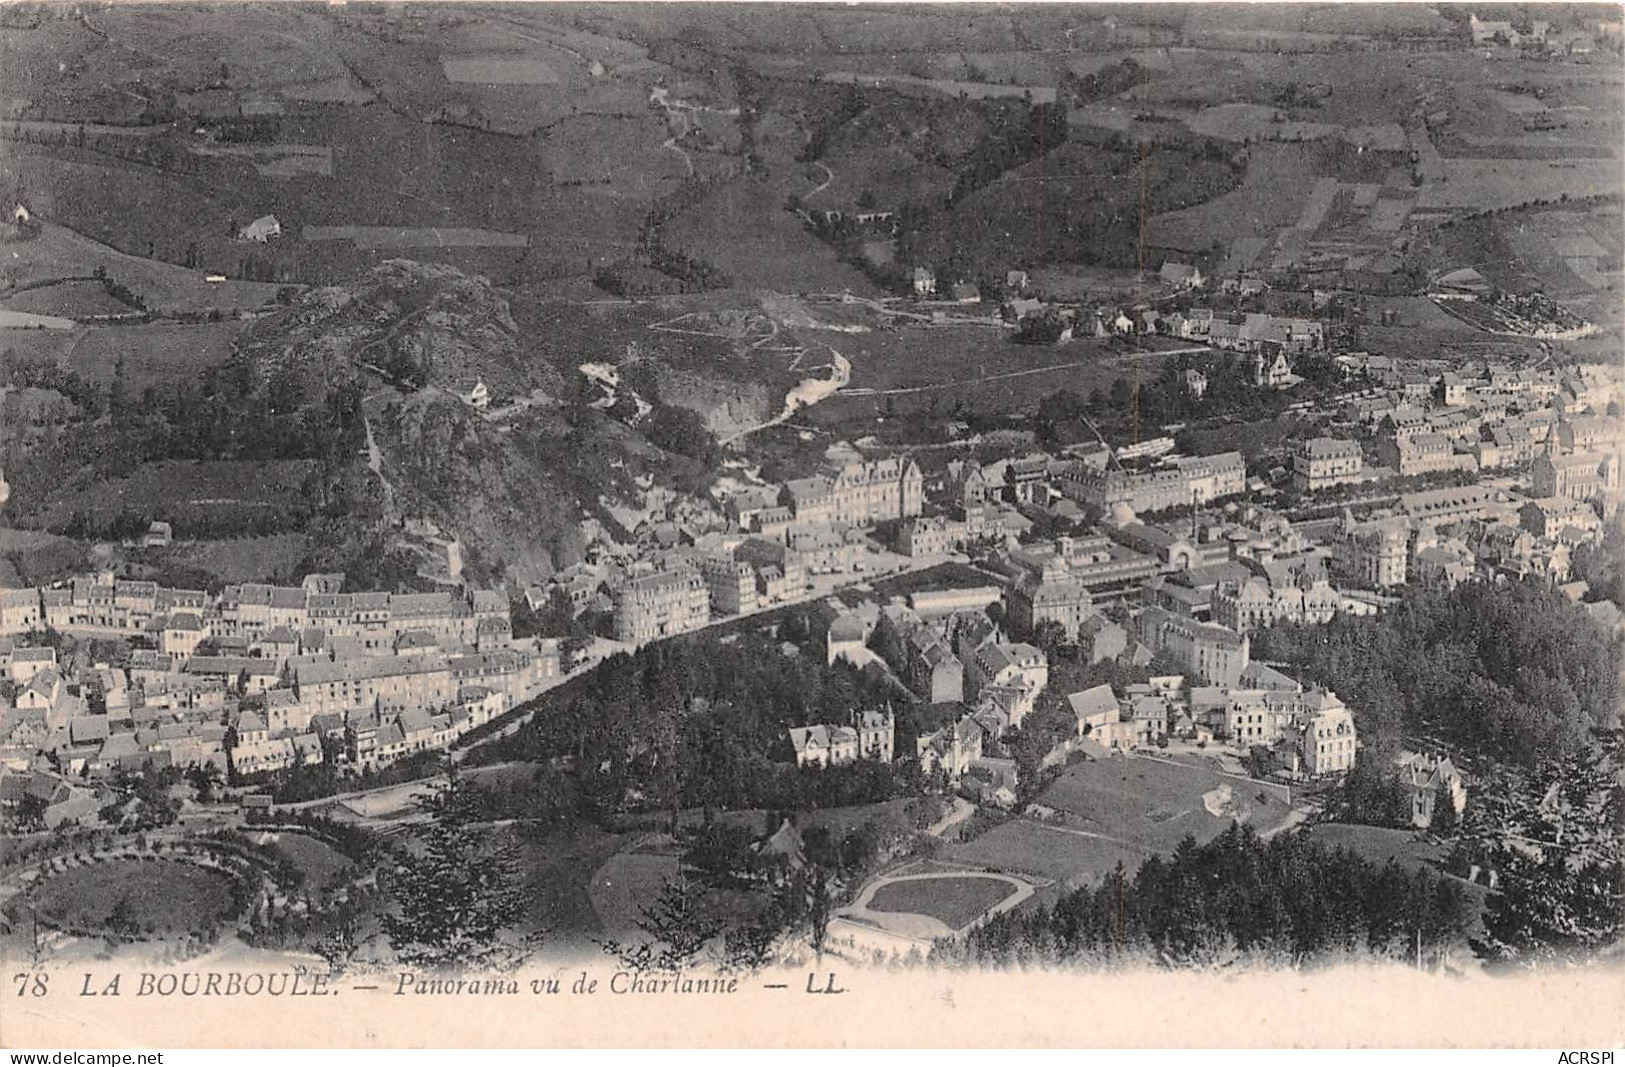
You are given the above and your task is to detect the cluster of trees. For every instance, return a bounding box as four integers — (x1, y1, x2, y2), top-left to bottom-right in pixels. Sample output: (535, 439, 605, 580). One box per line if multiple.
(208, 116, 281, 144)
(640, 401, 721, 467)
(946, 99, 1069, 205)
(462, 632, 917, 821)
(2, 343, 368, 541)
(1569, 518, 1625, 609)
(1009, 648, 1166, 796)
(510, 586, 597, 661)
(1029, 350, 1342, 454)
(103, 762, 183, 832)
(795, 82, 869, 164)
(1058, 58, 1151, 109)
(618, 177, 735, 294)
(1253, 579, 1622, 769)
(1316, 748, 1457, 832)
(946, 825, 1471, 968)
(1459, 732, 1623, 966)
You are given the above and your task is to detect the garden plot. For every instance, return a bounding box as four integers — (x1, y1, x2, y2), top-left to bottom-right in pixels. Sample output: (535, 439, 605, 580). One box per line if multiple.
(442, 55, 566, 85)
(191, 143, 334, 178)
(302, 226, 529, 249)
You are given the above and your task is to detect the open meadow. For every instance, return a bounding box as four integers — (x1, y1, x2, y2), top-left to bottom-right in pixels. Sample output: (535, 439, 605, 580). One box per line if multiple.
(946, 818, 1148, 887)
(1037, 754, 1294, 853)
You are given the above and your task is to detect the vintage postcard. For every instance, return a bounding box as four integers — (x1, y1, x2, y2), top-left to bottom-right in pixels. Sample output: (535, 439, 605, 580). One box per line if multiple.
(0, 0, 1622, 1050)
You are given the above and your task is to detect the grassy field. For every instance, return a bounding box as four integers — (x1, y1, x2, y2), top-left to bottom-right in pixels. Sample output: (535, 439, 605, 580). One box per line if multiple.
(32, 858, 238, 938)
(1300, 823, 1443, 872)
(660, 179, 878, 295)
(1420, 158, 1622, 212)
(268, 832, 353, 893)
(0, 224, 285, 314)
(0, 526, 88, 586)
(1038, 755, 1293, 854)
(302, 226, 529, 248)
(508, 823, 638, 952)
(1300, 823, 1491, 936)
(805, 330, 1172, 426)
(9, 321, 246, 393)
(866, 874, 1017, 929)
(587, 842, 679, 942)
(1147, 142, 1370, 253)
(442, 55, 566, 85)
(1, 281, 132, 319)
(945, 818, 1147, 886)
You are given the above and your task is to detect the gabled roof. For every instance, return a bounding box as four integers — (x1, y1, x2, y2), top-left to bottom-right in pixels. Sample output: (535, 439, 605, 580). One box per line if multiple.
(1066, 684, 1118, 722)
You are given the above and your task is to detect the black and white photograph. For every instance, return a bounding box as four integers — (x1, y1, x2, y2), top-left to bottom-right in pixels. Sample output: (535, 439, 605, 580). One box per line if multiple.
(0, 0, 1621, 1050)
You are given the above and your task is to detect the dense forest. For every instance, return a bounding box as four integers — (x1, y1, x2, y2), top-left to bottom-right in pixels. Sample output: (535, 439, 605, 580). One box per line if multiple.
(1459, 732, 1623, 966)
(943, 825, 1472, 968)
(0, 349, 365, 542)
(1032, 348, 1347, 453)
(1252, 579, 1622, 769)
(461, 631, 925, 820)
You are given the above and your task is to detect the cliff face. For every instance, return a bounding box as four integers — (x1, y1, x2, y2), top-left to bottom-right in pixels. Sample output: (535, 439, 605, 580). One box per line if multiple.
(234, 260, 730, 586)
(654, 364, 772, 439)
(374, 397, 590, 585)
(237, 259, 562, 405)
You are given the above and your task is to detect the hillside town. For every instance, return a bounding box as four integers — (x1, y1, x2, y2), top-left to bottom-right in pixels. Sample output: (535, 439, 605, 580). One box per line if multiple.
(4, 315, 1616, 831)
(1, 5, 1622, 1021)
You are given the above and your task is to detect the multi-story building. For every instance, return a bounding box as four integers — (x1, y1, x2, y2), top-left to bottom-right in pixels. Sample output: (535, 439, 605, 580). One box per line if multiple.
(1223, 689, 1299, 746)
(701, 555, 759, 616)
(916, 716, 984, 778)
(734, 538, 806, 604)
(1556, 415, 1622, 455)
(908, 638, 963, 705)
(291, 653, 456, 717)
(1299, 691, 1357, 776)
(612, 567, 710, 644)
(1291, 438, 1364, 493)
(789, 723, 859, 767)
(1396, 752, 1467, 829)
(972, 642, 1048, 726)
(1136, 607, 1251, 686)
(1329, 514, 1410, 588)
(1003, 457, 1050, 505)
(228, 584, 312, 638)
(1379, 433, 1472, 477)
(1058, 452, 1244, 513)
(788, 710, 894, 768)
(899, 515, 963, 558)
(1211, 577, 1341, 635)
(782, 456, 923, 529)
(1519, 497, 1603, 540)
(1486, 423, 1541, 468)
(1006, 562, 1094, 641)
(447, 648, 555, 711)
(1399, 485, 1497, 526)
(387, 591, 475, 645)
(0, 589, 41, 636)
(1077, 614, 1128, 664)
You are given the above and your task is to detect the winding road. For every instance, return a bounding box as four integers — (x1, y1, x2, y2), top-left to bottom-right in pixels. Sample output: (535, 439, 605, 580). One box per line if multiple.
(839, 344, 1215, 398)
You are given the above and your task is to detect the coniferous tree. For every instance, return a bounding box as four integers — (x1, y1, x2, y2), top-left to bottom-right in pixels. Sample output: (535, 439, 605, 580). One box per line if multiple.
(603, 875, 722, 974)
(1473, 734, 1624, 966)
(380, 764, 536, 971)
